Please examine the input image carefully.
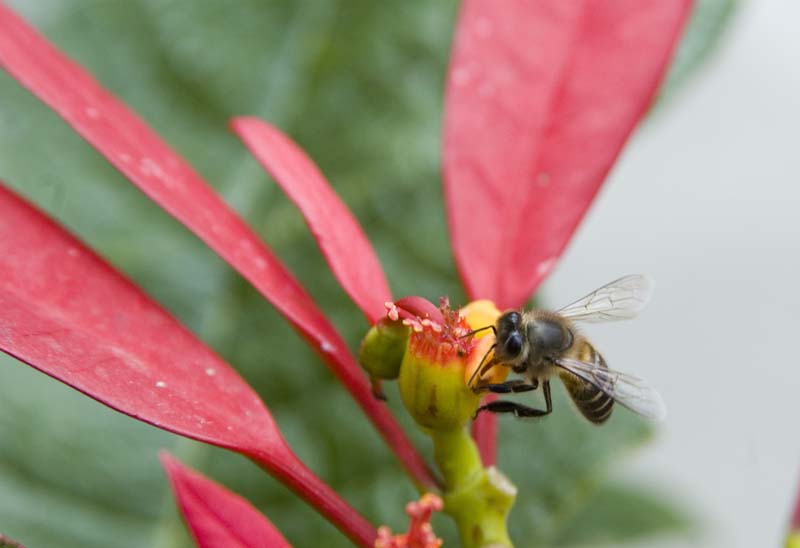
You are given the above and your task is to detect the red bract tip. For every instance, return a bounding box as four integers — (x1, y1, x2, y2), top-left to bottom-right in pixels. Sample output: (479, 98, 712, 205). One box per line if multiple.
(0, 3, 435, 492)
(161, 452, 293, 548)
(0, 183, 376, 547)
(231, 117, 392, 325)
(443, 0, 693, 310)
(374, 494, 444, 548)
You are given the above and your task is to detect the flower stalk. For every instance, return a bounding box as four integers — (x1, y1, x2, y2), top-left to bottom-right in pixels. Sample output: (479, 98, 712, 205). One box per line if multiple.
(431, 427, 516, 548)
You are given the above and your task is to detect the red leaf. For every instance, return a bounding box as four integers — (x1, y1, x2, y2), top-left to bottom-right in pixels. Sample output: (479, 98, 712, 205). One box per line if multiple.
(0, 184, 376, 547)
(231, 117, 392, 325)
(0, 3, 435, 491)
(471, 396, 498, 466)
(0, 185, 276, 456)
(791, 477, 800, 531)
(0, 533, 25, 548)
(161, 452, 292, 548)
(444, 0, 692, 309)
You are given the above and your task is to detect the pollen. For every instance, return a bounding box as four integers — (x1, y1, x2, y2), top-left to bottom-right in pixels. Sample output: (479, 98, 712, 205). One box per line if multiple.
(405, 298, 475, 366)
(385, 301, 400, 321)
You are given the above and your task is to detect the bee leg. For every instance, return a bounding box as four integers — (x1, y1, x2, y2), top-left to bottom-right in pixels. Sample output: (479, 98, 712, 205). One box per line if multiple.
(475, 381, 553, 419)
(474, 379, 537, 394)
(474, 400, 550, 419)
(543, 380, 552, 412)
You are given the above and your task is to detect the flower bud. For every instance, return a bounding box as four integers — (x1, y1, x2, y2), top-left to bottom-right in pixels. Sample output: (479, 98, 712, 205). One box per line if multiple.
(375, 493, 444, 548)
(359, 318, 409, 381)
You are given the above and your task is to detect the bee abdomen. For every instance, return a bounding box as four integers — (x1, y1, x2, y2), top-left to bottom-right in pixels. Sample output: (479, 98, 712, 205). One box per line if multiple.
(568, 381, 614, 424)
(560, 342, 614, 424)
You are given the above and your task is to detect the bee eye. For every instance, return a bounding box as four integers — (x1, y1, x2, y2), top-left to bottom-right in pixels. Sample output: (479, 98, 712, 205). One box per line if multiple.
(504, 332, 524, 357)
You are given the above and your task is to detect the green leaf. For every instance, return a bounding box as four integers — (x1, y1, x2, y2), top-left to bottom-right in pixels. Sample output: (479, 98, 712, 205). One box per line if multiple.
(0, 0, 729, 546)
(554, 483, 694, 546)
(660, 0, 740, 102)
(0, 354, 176, 548)
(499, 387, 654, 545)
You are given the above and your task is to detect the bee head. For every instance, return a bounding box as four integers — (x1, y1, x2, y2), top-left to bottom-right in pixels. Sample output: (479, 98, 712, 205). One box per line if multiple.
(495, 311, 526, 363)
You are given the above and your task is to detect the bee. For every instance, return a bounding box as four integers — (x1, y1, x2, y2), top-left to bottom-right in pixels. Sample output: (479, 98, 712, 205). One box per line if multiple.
(468, 275, 665, 423)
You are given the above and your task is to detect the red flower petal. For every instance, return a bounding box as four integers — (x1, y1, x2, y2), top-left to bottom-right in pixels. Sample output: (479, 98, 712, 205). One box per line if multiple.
(231, 117, 392, 325)
(161, 452, 292, 548)
(0, 4, 435, 491)
(0, 184, 376, 547)
(443, 0, 693, 309)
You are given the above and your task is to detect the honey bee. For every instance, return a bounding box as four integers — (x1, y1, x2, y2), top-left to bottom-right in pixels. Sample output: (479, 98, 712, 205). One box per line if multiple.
(469, 275, 665, 423)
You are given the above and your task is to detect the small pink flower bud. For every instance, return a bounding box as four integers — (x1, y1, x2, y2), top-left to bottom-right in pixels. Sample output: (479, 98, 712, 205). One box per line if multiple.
(374, 494, 444, 548)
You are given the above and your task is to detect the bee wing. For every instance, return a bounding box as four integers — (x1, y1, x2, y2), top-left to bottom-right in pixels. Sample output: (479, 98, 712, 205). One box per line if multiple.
(555, 357, 667, 420)
(557, 274, 654, 323)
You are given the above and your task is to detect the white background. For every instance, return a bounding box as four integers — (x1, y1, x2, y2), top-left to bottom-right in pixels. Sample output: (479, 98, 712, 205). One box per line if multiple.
(539, 2, 800, 546)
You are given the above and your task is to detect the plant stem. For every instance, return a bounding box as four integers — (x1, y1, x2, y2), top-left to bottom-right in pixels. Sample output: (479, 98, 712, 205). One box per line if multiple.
(431, 427, 516, 548)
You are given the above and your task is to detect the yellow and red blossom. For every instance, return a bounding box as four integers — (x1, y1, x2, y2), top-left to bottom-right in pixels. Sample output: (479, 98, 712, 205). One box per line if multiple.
(397, 298, 506, 431)
(375, 494, 444, 548)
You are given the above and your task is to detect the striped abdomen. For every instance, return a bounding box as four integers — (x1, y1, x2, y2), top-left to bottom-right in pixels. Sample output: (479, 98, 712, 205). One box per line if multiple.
(559, 340, 613, 424)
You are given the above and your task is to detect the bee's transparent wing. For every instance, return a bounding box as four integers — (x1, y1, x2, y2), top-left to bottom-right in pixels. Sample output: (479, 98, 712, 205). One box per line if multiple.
(557, 274, 654, 323)
(555, 357, 666, 420)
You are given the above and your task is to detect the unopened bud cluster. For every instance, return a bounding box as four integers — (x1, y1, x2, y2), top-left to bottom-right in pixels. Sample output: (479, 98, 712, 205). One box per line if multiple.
(374, 493, 444, 548)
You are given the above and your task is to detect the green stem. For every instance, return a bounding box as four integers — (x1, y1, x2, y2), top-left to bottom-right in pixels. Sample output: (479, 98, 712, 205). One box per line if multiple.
(431, 427, 516, 548)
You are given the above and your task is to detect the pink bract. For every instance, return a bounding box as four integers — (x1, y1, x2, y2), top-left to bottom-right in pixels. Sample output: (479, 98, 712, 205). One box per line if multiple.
(231, 117, 392, 325)
(445, 0, 692, 464)
(161, 452, 293, 548)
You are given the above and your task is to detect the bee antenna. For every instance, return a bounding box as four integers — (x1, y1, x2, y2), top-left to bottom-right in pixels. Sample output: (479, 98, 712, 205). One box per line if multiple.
(467, 343, 497, 387)
(459, 325, 496, 340)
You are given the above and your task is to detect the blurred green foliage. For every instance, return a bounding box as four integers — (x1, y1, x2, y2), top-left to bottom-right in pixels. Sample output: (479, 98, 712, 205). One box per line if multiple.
(0, 0, 734, 546)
